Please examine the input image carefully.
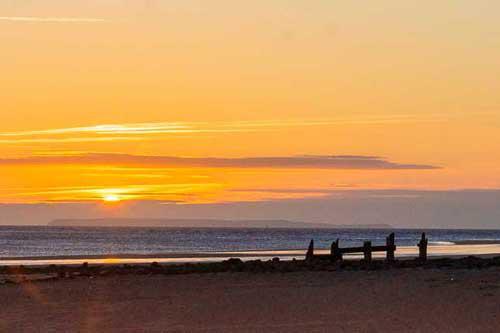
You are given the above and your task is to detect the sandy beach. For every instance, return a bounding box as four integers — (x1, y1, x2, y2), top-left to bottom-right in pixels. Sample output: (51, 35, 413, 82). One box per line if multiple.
(1, 266, 500, 332)
(2, 243, 500, 332)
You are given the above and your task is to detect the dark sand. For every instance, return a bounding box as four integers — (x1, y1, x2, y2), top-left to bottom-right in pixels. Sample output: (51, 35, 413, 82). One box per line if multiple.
(2, 268, 500, 332)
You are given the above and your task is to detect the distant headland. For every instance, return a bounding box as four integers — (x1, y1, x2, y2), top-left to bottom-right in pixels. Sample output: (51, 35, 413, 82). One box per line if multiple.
(49, 218, 393, 229)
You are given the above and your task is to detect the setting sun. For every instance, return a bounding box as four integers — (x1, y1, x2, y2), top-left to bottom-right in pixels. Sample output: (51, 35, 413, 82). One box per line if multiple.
(103, 194, 121, 202)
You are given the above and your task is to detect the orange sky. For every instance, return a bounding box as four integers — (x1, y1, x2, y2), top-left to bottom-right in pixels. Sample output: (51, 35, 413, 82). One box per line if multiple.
(1, 1, 500, 204)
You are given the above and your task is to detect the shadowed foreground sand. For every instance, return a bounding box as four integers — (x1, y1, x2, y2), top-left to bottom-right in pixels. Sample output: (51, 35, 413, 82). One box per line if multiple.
(1, 269, 500, 332)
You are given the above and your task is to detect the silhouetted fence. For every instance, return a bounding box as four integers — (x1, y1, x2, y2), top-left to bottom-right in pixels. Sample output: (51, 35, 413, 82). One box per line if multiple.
(418, 232, 428, 261)
(306, 232, 429, 262)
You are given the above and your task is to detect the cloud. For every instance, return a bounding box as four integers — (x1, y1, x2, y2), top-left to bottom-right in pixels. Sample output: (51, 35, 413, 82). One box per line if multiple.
(0, 115, 451, 144)
(10, 183, 221, 203)
(0, 153, 440, 170)
(0, 122, 248, 144)
(0, 123, 190, 137)
(0, 16, 108, 23)
(2, 114, 476, 145)
(0, 137, 142, 144)
(231, 188, 340, 194)
(2, 112, 493, 144)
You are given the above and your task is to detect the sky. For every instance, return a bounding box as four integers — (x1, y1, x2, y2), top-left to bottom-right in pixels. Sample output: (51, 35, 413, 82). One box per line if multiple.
(1, 1, 500, 226)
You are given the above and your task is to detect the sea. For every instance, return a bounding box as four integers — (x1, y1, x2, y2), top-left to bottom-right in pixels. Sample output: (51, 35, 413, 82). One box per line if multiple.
(2, 226, 500, 259)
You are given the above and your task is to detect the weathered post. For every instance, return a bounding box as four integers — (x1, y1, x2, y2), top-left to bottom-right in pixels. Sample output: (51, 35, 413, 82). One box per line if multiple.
(331, 239, 342, 261)
(306, 239, 314, 261)
(386, 233, 396, 262)
(418, 233, 428, 262)
(363, 241, 372, 262)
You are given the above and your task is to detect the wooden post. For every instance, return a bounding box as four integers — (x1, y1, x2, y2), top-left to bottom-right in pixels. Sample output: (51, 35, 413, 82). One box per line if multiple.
(306, 239, 314, 261)
(331, 239, 342, 261)
(386, 233, 395, 262)
(363, 241, 372, 262)
(418, 233, 428, 262)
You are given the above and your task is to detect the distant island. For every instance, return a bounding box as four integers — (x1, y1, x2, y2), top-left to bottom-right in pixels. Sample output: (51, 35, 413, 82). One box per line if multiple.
(49, 218, 392, 229)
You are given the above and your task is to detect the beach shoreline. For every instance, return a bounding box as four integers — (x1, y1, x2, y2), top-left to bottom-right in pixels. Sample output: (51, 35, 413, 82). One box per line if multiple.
(2, 243, 500, 267)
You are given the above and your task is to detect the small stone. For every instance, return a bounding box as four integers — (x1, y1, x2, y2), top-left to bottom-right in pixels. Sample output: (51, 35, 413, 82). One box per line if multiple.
(225, 258, 243, 265)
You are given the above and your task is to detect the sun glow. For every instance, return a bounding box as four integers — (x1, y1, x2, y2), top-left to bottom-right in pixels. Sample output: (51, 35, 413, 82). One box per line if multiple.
(103, 194, 121, 202)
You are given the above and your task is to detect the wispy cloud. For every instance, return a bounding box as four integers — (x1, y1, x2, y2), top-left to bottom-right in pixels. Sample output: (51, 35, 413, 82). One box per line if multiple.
(0, 123, 190, 137)
(0, 153, 440, 170)
(0, 137, 142, 144)
(0, 115, 466, 145)
(0, 115, 449, 140)
(9, 183, 222, 203)
(0, 122, 242, 144)
(0, 16, 108, 23)
(231, 188, 344, 194)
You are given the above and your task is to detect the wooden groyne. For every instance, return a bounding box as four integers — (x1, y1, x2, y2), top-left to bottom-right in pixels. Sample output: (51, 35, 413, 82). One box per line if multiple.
(306, 232, 428, 262)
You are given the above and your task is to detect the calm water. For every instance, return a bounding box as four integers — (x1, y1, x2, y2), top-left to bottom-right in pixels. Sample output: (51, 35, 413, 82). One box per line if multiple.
(1, 226, 500, 258)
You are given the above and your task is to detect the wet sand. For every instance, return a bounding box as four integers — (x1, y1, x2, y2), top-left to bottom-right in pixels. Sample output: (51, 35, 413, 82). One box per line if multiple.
(2, 243, 500, 266)
(1, 268, 500, 332)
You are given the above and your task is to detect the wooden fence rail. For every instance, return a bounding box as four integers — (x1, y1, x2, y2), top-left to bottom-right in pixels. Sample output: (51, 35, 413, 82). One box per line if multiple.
(306, 232, 429, 262)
